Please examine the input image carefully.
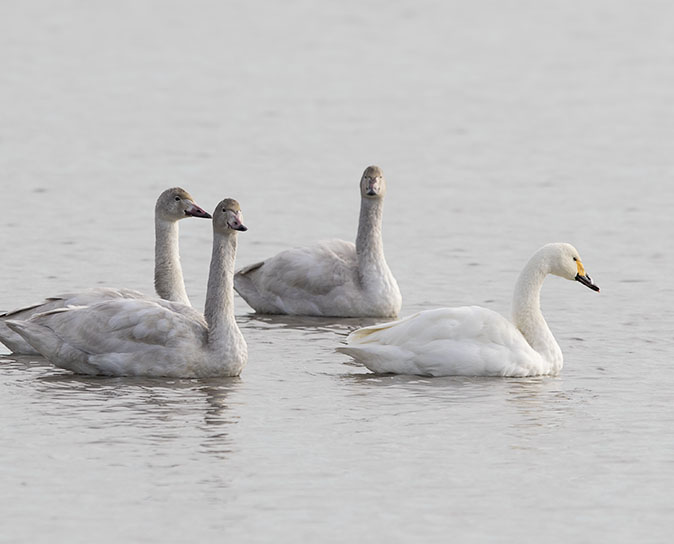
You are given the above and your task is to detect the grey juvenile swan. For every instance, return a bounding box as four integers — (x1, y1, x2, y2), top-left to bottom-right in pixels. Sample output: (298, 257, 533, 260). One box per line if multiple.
(0, 187, 210, 354)
(7, 198, 248, 377)
(234, 165, 402, 317)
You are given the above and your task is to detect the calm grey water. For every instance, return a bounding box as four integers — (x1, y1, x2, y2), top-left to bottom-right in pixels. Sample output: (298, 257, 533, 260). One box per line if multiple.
(1, 1, 674, 542)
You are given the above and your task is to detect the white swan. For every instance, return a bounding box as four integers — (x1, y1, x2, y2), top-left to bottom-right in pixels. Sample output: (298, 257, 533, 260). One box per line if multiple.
(337, 243, 600, 377)
(234, 165, 402, 317)
(6, 198, 248, 378)
(0, 187, 210, 354)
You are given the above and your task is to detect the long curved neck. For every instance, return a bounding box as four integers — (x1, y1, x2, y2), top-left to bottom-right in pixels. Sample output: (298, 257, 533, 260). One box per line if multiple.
(154, 218, 190, 305)
(511, 253, 561, 366)
(356, 197, 388, 281)
(204, 231, 238, 352)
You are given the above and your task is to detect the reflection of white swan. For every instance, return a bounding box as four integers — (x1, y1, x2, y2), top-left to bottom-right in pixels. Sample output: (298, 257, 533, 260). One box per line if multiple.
(0, 188, 210, 354)
(7, 199, 248, 378)
(338, 243, 600, 377)
(234, 165, 401, 317)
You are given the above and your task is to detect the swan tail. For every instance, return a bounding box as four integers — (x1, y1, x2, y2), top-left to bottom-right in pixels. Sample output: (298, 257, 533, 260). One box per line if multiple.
(236, 261, 264, 276)
(5, 319, 97, 374)
(6, 320, 62, 356)
(337, 345, 413, 374)
(0, 298, 73, 354)
(336, 345, 370, 361)
(234, 262, 283, 313)
(0, 321, 39, 354)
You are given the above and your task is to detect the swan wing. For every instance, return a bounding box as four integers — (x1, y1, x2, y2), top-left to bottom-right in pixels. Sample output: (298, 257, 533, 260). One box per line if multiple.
(0, 287, 146, 319)
(339, 306, 542, 377)
(37, 299, 206, 352)
(0, 287, 147, 354)
(246, 239, 356, 294)
(235, 239, 357, 313)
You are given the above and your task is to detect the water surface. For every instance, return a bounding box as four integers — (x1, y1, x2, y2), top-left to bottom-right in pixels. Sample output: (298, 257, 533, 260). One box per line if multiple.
(1, 1, 673, 542)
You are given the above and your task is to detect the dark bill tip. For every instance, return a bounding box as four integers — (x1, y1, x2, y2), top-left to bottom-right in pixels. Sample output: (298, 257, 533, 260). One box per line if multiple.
(575, 273, 600, 292)
(228, 221, 248, 231)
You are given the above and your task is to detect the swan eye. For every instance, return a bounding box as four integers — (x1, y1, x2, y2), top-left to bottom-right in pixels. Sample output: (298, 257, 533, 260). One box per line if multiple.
(175, 196, 181, 201)
(573, 257, 578, 262)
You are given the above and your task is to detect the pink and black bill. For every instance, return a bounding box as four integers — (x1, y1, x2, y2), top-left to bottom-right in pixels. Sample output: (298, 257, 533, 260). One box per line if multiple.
(185, 203, 212, 219)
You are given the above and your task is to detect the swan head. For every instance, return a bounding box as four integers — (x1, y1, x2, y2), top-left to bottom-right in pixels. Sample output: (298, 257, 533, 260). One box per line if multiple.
(360, 165, 386, 199)
(213, 198, 248, 233)
(156, 187, 212, 221)
(545, 243, 600, 292)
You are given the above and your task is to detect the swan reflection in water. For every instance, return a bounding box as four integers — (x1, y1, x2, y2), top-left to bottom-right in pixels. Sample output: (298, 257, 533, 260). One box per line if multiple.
(4, 351, 242, 461)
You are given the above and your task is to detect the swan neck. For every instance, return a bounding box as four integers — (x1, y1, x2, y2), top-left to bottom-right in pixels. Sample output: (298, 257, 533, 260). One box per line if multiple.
(512, 256, 547, 322)
(204, 231, 238, 348)
(356, 197, 386, 273)
(154, 218, 190, 305)
(511, 253, 561, 366)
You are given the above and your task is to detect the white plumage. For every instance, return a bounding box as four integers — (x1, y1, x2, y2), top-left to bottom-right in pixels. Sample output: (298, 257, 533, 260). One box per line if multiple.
(338, 243, 600, 377)
(7, 198, 248, 378)
(0, 188, 210, 354)
(234, 166, 401, 317)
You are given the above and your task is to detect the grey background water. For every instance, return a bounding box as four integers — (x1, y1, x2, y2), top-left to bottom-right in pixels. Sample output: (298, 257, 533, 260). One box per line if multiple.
(1, 1, 673, 542)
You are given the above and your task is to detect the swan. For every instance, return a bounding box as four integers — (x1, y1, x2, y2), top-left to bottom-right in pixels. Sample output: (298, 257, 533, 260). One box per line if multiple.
(234, 165, 402, 317)
(6, 198, 248, 378)
(337, 243, 600, 377)
(0, 187, 210, 354)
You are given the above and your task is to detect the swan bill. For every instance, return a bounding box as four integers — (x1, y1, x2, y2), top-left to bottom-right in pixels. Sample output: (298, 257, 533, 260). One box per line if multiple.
(228, 211, 247, 231)
(575, 273, 599, 292)
(185, 203, 212, 219)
